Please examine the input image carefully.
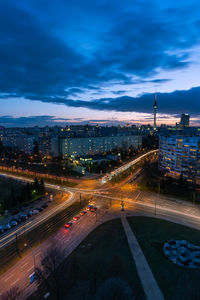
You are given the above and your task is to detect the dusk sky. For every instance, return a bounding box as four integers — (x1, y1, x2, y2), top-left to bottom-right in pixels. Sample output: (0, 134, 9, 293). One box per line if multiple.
(1, 0, 200, 127)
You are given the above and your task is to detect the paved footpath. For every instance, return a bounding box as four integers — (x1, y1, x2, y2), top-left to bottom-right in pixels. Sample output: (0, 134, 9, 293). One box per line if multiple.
(121, 214, 164, 300)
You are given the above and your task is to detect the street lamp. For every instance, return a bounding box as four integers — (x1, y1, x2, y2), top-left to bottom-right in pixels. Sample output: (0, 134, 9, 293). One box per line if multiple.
(24, 243, 36, 271)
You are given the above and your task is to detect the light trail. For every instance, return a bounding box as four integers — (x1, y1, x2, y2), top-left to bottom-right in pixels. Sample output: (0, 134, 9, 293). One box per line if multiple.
(101, 149, 158, 183)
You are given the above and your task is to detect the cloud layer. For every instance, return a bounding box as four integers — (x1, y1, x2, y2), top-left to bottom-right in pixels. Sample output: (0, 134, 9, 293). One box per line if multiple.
(0, 0, 200, 124)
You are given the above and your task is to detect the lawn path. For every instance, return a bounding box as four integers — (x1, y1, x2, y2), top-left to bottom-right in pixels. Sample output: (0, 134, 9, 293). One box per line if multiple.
(121, 214, 164, 300)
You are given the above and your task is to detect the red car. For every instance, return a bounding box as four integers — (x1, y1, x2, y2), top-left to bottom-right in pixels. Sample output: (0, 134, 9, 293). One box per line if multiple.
(73, 216, 80, 221)
(80, 211, 87, 216)
(90, 207, 97, 212)
(64, 222, 73, 228)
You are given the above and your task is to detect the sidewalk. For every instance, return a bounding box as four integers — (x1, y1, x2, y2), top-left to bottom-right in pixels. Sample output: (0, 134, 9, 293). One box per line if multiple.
(121, 214, 164, 300)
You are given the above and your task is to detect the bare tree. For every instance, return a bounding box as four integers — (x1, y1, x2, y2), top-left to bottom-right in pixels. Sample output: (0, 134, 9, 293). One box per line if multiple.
(1, 286, 21, 300)
(35, 246, 66, 300)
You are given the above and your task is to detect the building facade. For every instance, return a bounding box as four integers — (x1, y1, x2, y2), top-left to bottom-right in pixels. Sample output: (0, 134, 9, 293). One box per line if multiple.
(159, 134, 200, 185)
(1, 134, 35, 154)
(180, 113, 190, 127)
(60, 135, 142, 157)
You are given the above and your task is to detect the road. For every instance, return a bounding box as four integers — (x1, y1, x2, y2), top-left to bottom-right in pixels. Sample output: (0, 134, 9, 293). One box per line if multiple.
(0, 191, 74, 249)
(1, 191, 200, 299)
(101, 149, 158, 183)
(1, 149, 200, 298)
(0, 204, 107, 299)
(1, 186, 200, 298)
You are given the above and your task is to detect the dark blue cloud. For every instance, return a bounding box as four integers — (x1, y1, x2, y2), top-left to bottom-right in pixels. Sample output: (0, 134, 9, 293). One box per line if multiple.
(0, 0, 200, 115)
(26, 86, 200, 115)
(0, 115, 60, 127)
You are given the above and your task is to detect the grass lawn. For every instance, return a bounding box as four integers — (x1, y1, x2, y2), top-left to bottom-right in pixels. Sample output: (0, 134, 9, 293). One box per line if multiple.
(30, 219, 145, 300)
(128, 216, 200, 300)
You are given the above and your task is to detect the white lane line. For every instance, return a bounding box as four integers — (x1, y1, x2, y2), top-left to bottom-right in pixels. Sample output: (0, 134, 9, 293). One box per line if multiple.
(11, 278, 19, 286)
(135, 191, 141, 201)
(4, 274, 13, 282)
(20, 262, 29, 269)
(27, 266, 34, 272)
(35, 252, 41, 257)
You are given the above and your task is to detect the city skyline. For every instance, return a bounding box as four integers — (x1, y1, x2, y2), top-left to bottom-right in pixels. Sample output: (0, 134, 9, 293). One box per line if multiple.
(1, 0, 200, 127)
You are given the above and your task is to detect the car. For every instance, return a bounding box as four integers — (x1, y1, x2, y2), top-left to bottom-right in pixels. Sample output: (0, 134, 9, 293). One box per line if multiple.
(80, 211, 87, 216)
(73, 216, 80, 221)
(90, 207, 97, 212)
(27, 211, 33, 217)
(42, 203, 48, 208)
(3, 223, 11, 230)
(10, 220, 18, 227)
(12, 217, 22, 223)
(64, 222, 73, 228)
(20, 214, 28, 220)
(32, 209, 39, 214)
(0, 226, 4, 234)
(86, 205, 93, 211)
(36, 207, 43, 212)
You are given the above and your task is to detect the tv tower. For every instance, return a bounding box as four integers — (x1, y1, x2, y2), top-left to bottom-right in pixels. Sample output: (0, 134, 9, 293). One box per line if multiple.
(153, 90, 157, 130)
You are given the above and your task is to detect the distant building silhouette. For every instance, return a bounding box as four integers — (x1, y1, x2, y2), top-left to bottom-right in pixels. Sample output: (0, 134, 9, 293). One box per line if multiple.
(180, 113, 190, 127)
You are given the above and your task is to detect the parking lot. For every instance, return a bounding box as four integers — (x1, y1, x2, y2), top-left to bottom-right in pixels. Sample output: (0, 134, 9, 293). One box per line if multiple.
(0, 192, 55, 236)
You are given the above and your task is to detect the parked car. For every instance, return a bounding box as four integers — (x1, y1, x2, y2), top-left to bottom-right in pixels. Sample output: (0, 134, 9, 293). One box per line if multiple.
(80, 211, 87, 216)
(10, 220, 18, 227)
(32, 210, 39, 214)
(36, 207, 43, 212)
(20, 214, 28, 221)
(27, 211, 33, 217)
(73, 216, 80, 221)
(42, 203, 48, 208)
(0, 226, 4, 233)
(12, 217, 22, 223)
(64, 222, 73, 228)
(3, 223, 11, 230)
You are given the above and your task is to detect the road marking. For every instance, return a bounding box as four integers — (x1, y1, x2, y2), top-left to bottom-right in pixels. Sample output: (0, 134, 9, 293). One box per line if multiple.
(35, 252, 41, 257)
(4, 274, 13, 282)
(20, 262, 29, 268)
(27, 266, 34, 272)
(11, 278, 19, 286)
(135, 191, 141, 201)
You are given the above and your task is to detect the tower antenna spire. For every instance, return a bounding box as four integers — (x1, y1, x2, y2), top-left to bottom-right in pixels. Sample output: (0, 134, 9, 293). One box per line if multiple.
(153, 88, 157, 130)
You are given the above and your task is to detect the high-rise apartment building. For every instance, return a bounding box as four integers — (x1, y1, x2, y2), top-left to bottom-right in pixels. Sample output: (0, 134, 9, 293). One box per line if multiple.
(159, 133, 200, 185)
(180, 114, 190, 127)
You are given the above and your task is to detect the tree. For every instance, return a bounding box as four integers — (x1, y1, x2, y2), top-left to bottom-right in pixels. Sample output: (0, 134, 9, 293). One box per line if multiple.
(95, 277, 134, 300)
(1, 286, 21, 300)
(39, 179, 45, 194)
(35, 246, 66, 300)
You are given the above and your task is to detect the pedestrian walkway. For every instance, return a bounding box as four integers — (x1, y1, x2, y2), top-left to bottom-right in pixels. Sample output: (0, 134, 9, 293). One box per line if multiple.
(121, 214, 164, 300)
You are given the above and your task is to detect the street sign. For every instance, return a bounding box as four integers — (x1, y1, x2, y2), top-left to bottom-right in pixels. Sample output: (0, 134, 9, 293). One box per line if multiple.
(29, 272, 36, 284)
